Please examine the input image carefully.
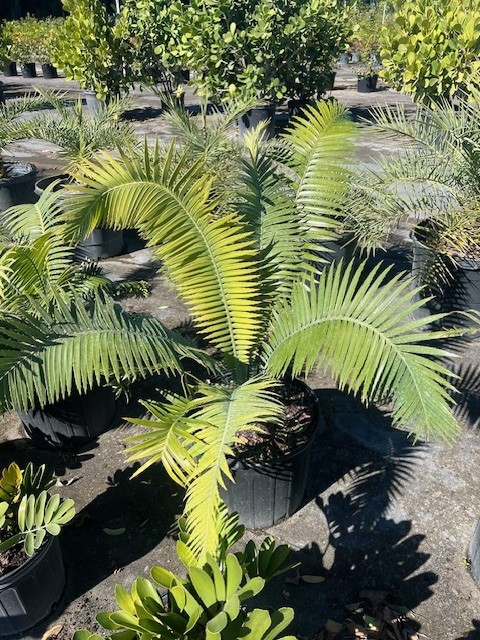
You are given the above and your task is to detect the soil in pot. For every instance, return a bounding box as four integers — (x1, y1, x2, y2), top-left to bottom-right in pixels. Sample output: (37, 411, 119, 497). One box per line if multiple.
(19, 385, 117, 449)
(0, 536, 65, 637)
(357, 74, 379, 93)
(0, 162, 37, 214)
(238, 105, 276, 140)
(221, 379, 322, 529)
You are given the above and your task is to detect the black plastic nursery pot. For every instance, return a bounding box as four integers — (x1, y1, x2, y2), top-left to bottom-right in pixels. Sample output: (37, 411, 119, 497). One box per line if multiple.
(0, 162, 37, 215)
(412, 226, 480, 331)
(35, 174, 124, 260)
(321, 71, 336, 91)
(41, 63, 58, 79)
(19, 386, 117, 449)
(221, 381, 322, 529)
(0, 536, 65, 637)
(238, 105, 276, 140)
(357, 74, 379, 93)
(2, 62, 17, 77)
(21, 63, 37, 79)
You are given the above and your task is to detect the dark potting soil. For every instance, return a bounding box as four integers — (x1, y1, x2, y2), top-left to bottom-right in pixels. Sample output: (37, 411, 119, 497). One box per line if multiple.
(0, 541, 28, 576)
(234, 379, 317, 462)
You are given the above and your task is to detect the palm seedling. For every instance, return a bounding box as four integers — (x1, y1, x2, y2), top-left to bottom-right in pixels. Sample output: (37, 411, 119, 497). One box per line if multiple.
(0, 94, 46, 178)
(0, 101, 464, 564)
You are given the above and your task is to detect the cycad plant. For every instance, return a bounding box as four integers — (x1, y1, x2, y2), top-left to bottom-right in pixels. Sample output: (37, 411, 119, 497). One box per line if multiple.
(0, 102, 464, 564)
(0, 94, 46, 177)
(0, 184, 148, 313)
(25, 88, 136, 173)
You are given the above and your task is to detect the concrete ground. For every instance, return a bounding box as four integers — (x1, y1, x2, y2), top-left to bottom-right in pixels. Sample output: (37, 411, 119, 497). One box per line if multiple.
(0, 66, 479, 640)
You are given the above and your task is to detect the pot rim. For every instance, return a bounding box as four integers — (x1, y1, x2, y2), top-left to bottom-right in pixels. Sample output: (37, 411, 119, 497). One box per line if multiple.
(0, 534, 57, 587)
(0, 162, 36, 185)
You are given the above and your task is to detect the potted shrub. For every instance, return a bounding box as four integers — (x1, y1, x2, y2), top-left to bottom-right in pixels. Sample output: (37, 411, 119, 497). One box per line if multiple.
(0, 22, 17, 76)
(0, 101, 465, 564)
(380, 0, 480, 105)
(177, 0, 353, 136)
(36, 17, 64, 79)
(26, 87, 136, 259)
(357, 68, 379, 93)
(74, 510, 297, 640)
(0, 461, 75, 636)
(116, 0, 187, 102)
(5, 16, 42, 78)
(348, 91, 480, 329)
(0, 184, 149, 448)
(51, 0, 133, 106)
(0, 94, 45, 214)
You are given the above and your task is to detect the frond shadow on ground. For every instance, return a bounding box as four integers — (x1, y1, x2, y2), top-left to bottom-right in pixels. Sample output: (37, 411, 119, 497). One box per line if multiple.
(252, 389, 434, 636)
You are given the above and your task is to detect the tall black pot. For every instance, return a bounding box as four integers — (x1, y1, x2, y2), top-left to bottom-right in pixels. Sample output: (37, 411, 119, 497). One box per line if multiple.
(19, 386, 117, 449)
(357, 74, 378, 93)
(412, 227, 480, 331)
(21, 63, 37, 78)
(41, 63, 58, 79)
(35, 174, 124, 260)
(238, 105, 276, 140)
(0, 162, 37, 215)
(0, 536, 65, 636)
(221, 382, 323, 529)
(2, 62, 17, 77)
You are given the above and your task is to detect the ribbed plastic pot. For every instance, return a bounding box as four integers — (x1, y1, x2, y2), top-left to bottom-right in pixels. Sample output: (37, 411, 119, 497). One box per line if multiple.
(2, 62, 17, 77)
(35, 174, 124, 260)
(0, 162, 37, 215)
(357, 74, 379, 93)
(412, 227, 480, 331)
(221, 383, 322, 529)
(0, 536, 65, 637)
(238, 105, 276, 140)
(21, 63, 36, 78)
(41, 64, 58, 79)
(19, 386, 116, 449)
(83, 90, 104, 118)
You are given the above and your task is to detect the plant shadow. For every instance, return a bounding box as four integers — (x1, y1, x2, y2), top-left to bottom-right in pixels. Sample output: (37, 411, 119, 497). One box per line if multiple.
(456, 621, 480, 639)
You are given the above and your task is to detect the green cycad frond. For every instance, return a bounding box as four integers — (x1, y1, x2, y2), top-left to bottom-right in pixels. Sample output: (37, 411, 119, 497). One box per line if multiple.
(282, 101, 356, 242)
(69, 143, 264, 370)
(235, 130, 308, 293)
(1, 182, 69, 241)
(0, 294, 214, 412)
(184, 378, 282, 562)
(0, 234, 74, 311)
(264, 260, 459, 443)
(125, 378, 281, 562)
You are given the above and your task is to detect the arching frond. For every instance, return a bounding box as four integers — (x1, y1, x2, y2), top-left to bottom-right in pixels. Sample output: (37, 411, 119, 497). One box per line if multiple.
(264, 260, 460, 443)
(0, 294, 214, 412)
(1, 182, 69, 241)
(282, 100, 357, 243)
(184, 378, 282, 562)
(68, 143, 264, 372)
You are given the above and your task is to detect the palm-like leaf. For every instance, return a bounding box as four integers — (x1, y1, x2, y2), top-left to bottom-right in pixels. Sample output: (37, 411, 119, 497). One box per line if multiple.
(0, 294, 214, 412)
(1, 182, 69, 241)
(264, 260, 459, 442)
(347, 95, 480, 251)
(282, 101, 356, 242)
(68, 143, 264, 373)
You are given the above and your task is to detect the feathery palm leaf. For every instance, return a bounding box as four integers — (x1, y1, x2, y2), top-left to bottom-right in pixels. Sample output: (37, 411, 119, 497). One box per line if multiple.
(0, 294, 214, 412)
(68, 143, 264, 372)
(264, 260, 459, 442)
(282, 101, 356, 243)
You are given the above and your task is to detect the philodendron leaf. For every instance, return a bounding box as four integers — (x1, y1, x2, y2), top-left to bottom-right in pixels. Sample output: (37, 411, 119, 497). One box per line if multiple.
(115, 584, 136, 615)
(96, 611, 121, 631)
(206, 611, 229, 634)
(189, 566, 217, 608)
(151, 566, 177, 589)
